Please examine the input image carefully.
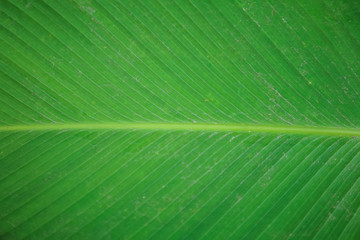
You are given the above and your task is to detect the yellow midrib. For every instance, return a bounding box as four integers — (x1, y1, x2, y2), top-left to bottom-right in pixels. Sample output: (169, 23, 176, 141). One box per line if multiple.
(0, 123, 360, 137)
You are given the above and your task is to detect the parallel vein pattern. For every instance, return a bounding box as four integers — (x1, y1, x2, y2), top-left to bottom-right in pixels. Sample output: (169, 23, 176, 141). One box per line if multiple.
(0, 0, 360, 239)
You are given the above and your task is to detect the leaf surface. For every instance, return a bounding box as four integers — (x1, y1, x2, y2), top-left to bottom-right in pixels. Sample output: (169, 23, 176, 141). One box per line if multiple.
(0, 0, 360, 239)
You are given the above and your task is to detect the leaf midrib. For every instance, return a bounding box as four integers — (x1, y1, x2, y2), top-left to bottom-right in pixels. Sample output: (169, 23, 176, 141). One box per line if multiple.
(0, 123, 359, 137)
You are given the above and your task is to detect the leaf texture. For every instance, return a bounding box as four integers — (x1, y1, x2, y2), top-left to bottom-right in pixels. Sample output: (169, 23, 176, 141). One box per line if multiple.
(0, 0, 360, 239)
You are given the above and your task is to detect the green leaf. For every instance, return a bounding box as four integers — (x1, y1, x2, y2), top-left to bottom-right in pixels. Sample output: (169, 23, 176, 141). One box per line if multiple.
(1, 0, 360, 239)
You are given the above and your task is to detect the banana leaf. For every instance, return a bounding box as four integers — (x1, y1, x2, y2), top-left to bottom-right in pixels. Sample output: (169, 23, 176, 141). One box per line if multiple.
(0, 0, 359, 239)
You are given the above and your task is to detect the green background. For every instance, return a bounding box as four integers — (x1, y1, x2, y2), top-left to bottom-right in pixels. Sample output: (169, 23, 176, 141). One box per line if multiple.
(0, 0, 360, 239)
